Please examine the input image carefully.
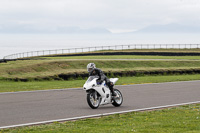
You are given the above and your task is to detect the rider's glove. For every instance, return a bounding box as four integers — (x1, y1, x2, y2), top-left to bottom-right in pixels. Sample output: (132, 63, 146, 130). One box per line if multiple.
(97, 79, 103, 84)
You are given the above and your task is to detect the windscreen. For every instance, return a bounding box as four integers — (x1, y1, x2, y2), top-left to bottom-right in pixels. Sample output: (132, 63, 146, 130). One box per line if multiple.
(86, 76, 98, 83)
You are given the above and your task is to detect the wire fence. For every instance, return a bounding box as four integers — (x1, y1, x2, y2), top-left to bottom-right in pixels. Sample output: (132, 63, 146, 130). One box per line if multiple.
(3, 44, 200, 60)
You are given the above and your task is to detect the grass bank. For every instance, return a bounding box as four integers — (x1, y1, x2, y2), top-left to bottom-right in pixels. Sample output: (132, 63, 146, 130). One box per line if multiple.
(43, 55, 200, 60)
(1, 104, 200, 132)
(1, 57, 200, 80)
(0, 74, 199, 92)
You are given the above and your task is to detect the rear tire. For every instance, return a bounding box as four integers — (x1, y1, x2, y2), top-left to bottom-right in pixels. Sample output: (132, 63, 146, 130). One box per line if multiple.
(87, 91, 100, 109)
(112, 89, 123, 107)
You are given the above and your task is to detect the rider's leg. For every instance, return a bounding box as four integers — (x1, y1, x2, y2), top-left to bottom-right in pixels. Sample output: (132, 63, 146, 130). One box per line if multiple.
(107, 81, 116, 96)
(105, 77, 116, 96)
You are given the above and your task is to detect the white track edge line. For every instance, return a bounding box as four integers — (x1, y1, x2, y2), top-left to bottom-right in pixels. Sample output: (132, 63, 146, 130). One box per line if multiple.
(0, 100, 200, 130)
(120, 80, 200, 87)
(1, 80, 200, 95)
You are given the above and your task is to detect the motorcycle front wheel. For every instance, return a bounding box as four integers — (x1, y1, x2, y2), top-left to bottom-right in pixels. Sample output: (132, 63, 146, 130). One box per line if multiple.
(112, 89, 123, 107)
(87, 90, 101, 109)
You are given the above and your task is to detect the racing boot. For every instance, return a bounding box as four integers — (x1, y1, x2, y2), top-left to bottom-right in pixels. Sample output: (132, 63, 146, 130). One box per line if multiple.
(109, 82, 116, 97)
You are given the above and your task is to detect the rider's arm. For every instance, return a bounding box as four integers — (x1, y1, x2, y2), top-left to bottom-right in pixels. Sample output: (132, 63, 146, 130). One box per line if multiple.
(96, 68, 106, 82)
(96, 69, 102, 80)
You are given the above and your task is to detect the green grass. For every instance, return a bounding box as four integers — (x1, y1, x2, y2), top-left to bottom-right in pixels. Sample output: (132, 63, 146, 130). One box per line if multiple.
(0, 80, 85, 92)
(43, 55, 200, 60)
(1, 104, 200, 133)
(1, 58, 200, 80)
(1, 54, 200, 92)
(1, 54, 200, 80)
(0, 74, 199, 92)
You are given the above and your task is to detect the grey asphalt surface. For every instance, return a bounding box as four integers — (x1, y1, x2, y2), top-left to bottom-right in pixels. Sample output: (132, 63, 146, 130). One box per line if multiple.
(0, 80, 200, 127)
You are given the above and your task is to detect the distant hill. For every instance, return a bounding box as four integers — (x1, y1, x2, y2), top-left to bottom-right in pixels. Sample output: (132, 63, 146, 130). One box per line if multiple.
(135, 23, 200, 33)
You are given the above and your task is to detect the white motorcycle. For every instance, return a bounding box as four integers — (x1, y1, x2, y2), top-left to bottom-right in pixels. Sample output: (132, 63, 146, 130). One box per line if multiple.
(83, 76, 123, 109)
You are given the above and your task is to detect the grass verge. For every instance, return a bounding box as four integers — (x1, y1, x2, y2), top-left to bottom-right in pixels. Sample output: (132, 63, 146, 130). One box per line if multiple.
(0, 74, 199, 92)
(1, 58, 200, 80)
(1, 104, 200, 133)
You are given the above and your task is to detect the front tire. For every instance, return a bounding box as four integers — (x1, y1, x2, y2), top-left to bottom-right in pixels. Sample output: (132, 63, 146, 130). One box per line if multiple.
(112, 89, 123, 107)
(87, 91, 100, 109)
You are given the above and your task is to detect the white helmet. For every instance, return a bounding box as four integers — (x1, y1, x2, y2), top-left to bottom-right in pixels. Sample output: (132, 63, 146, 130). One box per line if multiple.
(87, 63, 96, 73)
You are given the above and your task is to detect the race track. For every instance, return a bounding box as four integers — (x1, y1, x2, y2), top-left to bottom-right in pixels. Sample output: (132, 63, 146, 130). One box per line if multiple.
(0, 80, 200, 128)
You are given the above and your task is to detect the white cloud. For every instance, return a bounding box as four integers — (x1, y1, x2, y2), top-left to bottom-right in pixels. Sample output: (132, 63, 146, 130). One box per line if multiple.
(0, 0, 200, 33)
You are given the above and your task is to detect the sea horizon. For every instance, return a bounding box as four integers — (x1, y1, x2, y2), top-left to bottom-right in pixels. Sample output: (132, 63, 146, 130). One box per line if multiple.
(1, 33, 200, 59)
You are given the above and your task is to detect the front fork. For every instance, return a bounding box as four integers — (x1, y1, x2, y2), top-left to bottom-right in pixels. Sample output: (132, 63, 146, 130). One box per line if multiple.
(93, 91, 97, 100)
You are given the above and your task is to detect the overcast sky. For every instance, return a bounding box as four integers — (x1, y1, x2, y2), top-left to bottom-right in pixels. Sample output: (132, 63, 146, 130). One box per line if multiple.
(0, 0, 200, 33)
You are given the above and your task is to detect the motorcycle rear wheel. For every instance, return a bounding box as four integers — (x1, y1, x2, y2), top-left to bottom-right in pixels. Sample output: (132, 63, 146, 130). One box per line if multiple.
(112, 89, 123, 107)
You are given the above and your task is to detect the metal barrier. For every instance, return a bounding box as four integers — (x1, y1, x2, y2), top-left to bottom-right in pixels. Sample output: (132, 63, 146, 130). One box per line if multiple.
(3, 44, 200, 59)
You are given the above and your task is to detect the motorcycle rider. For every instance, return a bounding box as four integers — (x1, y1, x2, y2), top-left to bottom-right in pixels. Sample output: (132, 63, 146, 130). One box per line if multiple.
(87, 63, 116, 96)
